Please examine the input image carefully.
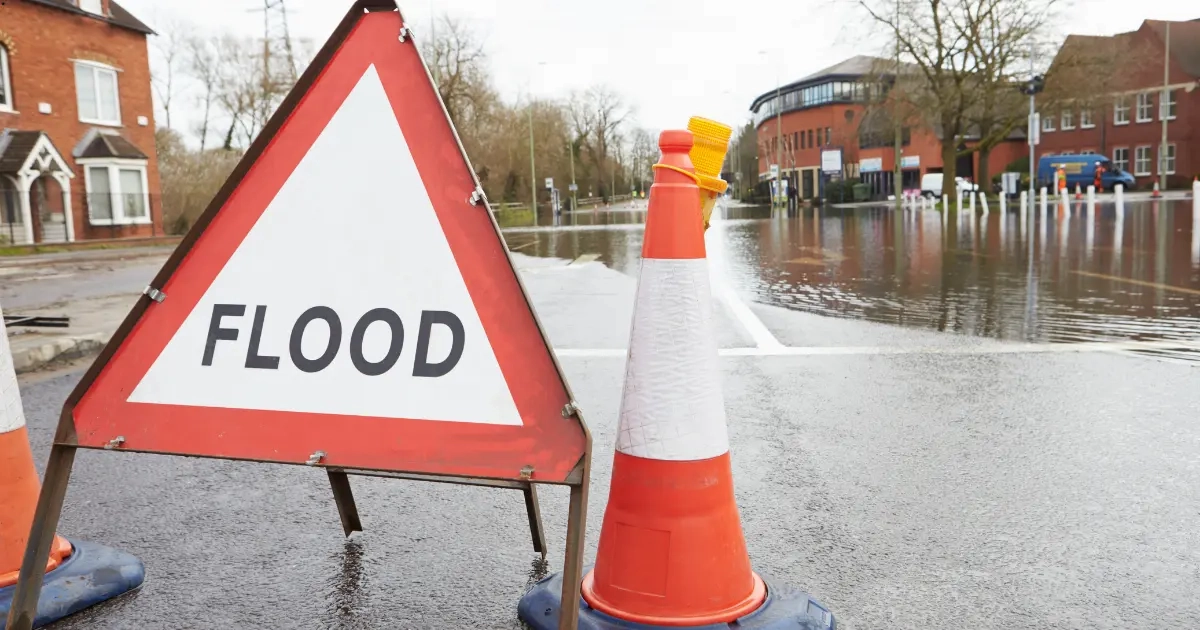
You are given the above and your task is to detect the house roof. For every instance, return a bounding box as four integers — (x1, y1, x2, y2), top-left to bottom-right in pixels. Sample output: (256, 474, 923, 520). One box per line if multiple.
(0, 130, 43, 174)
(23, 0, 155, 36)
(1146, 19, 1200, 78)
(74, 129, 148, 160)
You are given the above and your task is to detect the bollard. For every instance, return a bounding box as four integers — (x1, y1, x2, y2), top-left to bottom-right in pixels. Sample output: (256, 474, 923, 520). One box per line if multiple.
(955, 190, 961, 214)
(1115, 184, 1124, 219)
(969, 189, 976, 214)
(1040, 187, 1048, 224)
(980, 191, 990, 216)
(1060, 188, 1070, 219)
(1193, 178, 1199, 222)
(1086, 185, 1096, 220)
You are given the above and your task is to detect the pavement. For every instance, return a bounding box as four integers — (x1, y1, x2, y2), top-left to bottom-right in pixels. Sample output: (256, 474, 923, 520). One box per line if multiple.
(6, 234, 1200, 629)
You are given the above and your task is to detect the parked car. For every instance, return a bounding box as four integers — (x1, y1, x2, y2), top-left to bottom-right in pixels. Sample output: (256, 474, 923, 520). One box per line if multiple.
(1036, 154, 1136, 192)
(920, 173, 979, 198)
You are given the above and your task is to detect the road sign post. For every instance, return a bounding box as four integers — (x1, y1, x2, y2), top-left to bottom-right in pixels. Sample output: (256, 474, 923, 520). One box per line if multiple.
(5, 3, 590, 630)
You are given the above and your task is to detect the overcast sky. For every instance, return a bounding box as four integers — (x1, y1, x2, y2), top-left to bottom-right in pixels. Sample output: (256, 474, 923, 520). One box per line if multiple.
(122, 0, 1198, 141)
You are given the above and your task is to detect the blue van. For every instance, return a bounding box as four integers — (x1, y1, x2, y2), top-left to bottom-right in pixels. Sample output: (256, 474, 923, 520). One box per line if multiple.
(1036, 154, 1136, 192)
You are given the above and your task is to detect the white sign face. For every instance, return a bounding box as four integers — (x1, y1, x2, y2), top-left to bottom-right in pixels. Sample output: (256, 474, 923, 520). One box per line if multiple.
(1029, 114, 1040, 146)
(544, 177, 553, 189)
(821, 150, 842, 174)
(770, 164, 780, 178)
(859, 157, 883, 173)
(900, 156, 920, 168)
(128, 66, 522, 426)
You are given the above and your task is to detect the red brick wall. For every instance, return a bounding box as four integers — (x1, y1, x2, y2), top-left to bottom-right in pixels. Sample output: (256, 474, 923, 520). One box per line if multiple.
(0, 0, 160, 240)
(1039, 23, 1198, 188)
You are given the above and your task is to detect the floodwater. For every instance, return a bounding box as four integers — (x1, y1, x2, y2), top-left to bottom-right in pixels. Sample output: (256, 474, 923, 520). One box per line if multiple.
(505, 199, 1200, 362)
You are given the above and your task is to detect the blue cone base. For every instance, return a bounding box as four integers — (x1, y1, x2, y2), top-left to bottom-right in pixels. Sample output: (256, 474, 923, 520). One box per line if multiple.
(518, 567, 835, 630)
(0, 539, 145, 629)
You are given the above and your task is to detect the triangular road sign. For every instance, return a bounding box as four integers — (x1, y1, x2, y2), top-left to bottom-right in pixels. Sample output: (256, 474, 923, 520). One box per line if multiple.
(64, 2, 587, 483)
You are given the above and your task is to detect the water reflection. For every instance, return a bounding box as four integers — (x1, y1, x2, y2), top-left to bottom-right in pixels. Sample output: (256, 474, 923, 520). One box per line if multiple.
(505, 199, 1200, 362)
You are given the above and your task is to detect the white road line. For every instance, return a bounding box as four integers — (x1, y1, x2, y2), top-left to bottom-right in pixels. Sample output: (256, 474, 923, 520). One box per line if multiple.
(552, 339, 1200, 359)
(715, 286, 784, 350)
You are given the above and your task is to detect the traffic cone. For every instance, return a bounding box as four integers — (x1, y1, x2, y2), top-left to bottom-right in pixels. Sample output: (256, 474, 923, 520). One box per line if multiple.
(1074, 184, 1082, 200)
(1152, 181, 1162, 198)
(0, 310, 72, 590)
(0, 303, 144, 628)
(517, 131, 835, 629)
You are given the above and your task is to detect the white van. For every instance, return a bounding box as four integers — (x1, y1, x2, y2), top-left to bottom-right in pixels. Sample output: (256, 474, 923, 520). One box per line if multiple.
(920, 173, 979, 198)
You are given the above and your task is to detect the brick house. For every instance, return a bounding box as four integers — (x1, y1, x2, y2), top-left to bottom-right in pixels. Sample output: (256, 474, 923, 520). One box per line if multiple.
(1038, 18, 1199, 189)
(0, 0, 159, 245)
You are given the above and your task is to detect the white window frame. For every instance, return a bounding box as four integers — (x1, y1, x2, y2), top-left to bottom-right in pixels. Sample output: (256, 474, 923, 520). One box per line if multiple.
(1042, 112, 1055, 132)
(1136, 92, 1153, 123)
(1114, 97, 1130, 125)
(1060, 110, 1074, 130)
(79, 159, 150, 226)
(1112, 147, 1129, 172)
(0, 45, 12, 112)
(74, 60, 121, 126)
(1162, 143, 1176, 175)
(1160, 89, 1176, 121)
(1133, 145, 1152, 176)
(1080, 108, 1094, 129)
(78, 0, 104, 15)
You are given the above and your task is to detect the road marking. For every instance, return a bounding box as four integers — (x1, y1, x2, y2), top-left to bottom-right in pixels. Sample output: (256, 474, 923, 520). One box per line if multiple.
(715, 286, 784, 350)
(1071, 270, 1200, 297)
(552, 339, 1200, 359)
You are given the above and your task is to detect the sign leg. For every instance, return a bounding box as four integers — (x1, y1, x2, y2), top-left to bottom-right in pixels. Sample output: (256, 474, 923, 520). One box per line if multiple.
(5, 444, 77, 630)
(326, 470, 363, 537)
(556, 479, 588, 630)
(522, 483, 547, 558)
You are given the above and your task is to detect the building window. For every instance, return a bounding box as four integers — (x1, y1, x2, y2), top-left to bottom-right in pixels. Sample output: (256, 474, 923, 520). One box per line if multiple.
(1114, 97, 1129, 125)
(807, 129, 813, 148)
(1113, 147, 1129, 172)
(825, 127, 831, 145)
(1134, 146, 1152, 176)
(1061, 110, 1074, 130)
(1042, 113, 1055, 132)
(1080, 108, 1094, 128)
(1160, 89, 1176, 120)
(1162, 143, 1176, 175)
(1136, 92, 1153, 123)
(0, 46, 11, 111)
(84, 162, 150, 225)
(79, 0, 104, 14)
(75, 61, 121, 125)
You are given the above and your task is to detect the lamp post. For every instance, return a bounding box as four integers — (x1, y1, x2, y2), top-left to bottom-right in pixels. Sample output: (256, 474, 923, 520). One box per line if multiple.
(759, 49, 783, 210)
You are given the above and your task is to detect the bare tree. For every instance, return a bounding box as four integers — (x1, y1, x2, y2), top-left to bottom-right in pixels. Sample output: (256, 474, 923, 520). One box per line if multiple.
(150, 17, 188, 129)
(859, 0, 1058, 195)
(186, 35, 221, 151)
(420, 16, 490, 126)
(570, 86, 628, 200)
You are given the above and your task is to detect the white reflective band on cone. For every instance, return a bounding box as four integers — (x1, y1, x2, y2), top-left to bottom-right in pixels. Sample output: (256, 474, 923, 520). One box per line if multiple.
(616, 258, 729, 461)
(0, 303, 27, 433)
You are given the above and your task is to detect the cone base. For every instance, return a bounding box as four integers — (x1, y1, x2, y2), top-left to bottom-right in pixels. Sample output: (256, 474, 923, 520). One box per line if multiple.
(581, 569, 765, 626)
(0, 539, 145, 628)
(519, 568, 835, 630)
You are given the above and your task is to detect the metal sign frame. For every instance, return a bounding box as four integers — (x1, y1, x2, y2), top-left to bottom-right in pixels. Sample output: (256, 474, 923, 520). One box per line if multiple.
(5, 3, 591, 629)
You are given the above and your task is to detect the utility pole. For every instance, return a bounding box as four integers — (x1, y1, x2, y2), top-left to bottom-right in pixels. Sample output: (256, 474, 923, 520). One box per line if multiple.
(1159, 22, 1170, 191)
(569, 139, 577, 212)
(1022, 42, 1044, 216)
(529, 100, 537, 226)
(892, 0, 903, 213)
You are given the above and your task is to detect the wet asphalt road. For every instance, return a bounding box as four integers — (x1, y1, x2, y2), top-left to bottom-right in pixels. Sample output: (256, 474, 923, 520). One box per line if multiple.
(10, 207, 1200, 629)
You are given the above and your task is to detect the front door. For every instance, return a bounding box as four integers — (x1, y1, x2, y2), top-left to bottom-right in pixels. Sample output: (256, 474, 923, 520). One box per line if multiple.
(31, 176, 68, 243)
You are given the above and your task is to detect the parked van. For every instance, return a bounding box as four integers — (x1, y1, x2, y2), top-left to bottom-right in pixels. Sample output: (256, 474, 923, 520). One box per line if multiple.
(920, 173, 979, 198)
(1036, 154, 1136, 192)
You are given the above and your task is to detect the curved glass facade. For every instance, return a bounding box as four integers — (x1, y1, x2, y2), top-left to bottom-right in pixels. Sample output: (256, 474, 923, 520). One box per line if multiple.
(752, 80, 879, 127)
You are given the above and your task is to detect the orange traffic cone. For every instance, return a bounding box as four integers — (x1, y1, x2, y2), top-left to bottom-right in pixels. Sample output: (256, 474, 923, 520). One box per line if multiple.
(1151, 181, 1162, 198)
(518, 130, 836, 629)
(1074, 184, 1083, 200)
(1, 304, 144, 628)
(579, 129, 764, 625)
(0, 309, 72, 591)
